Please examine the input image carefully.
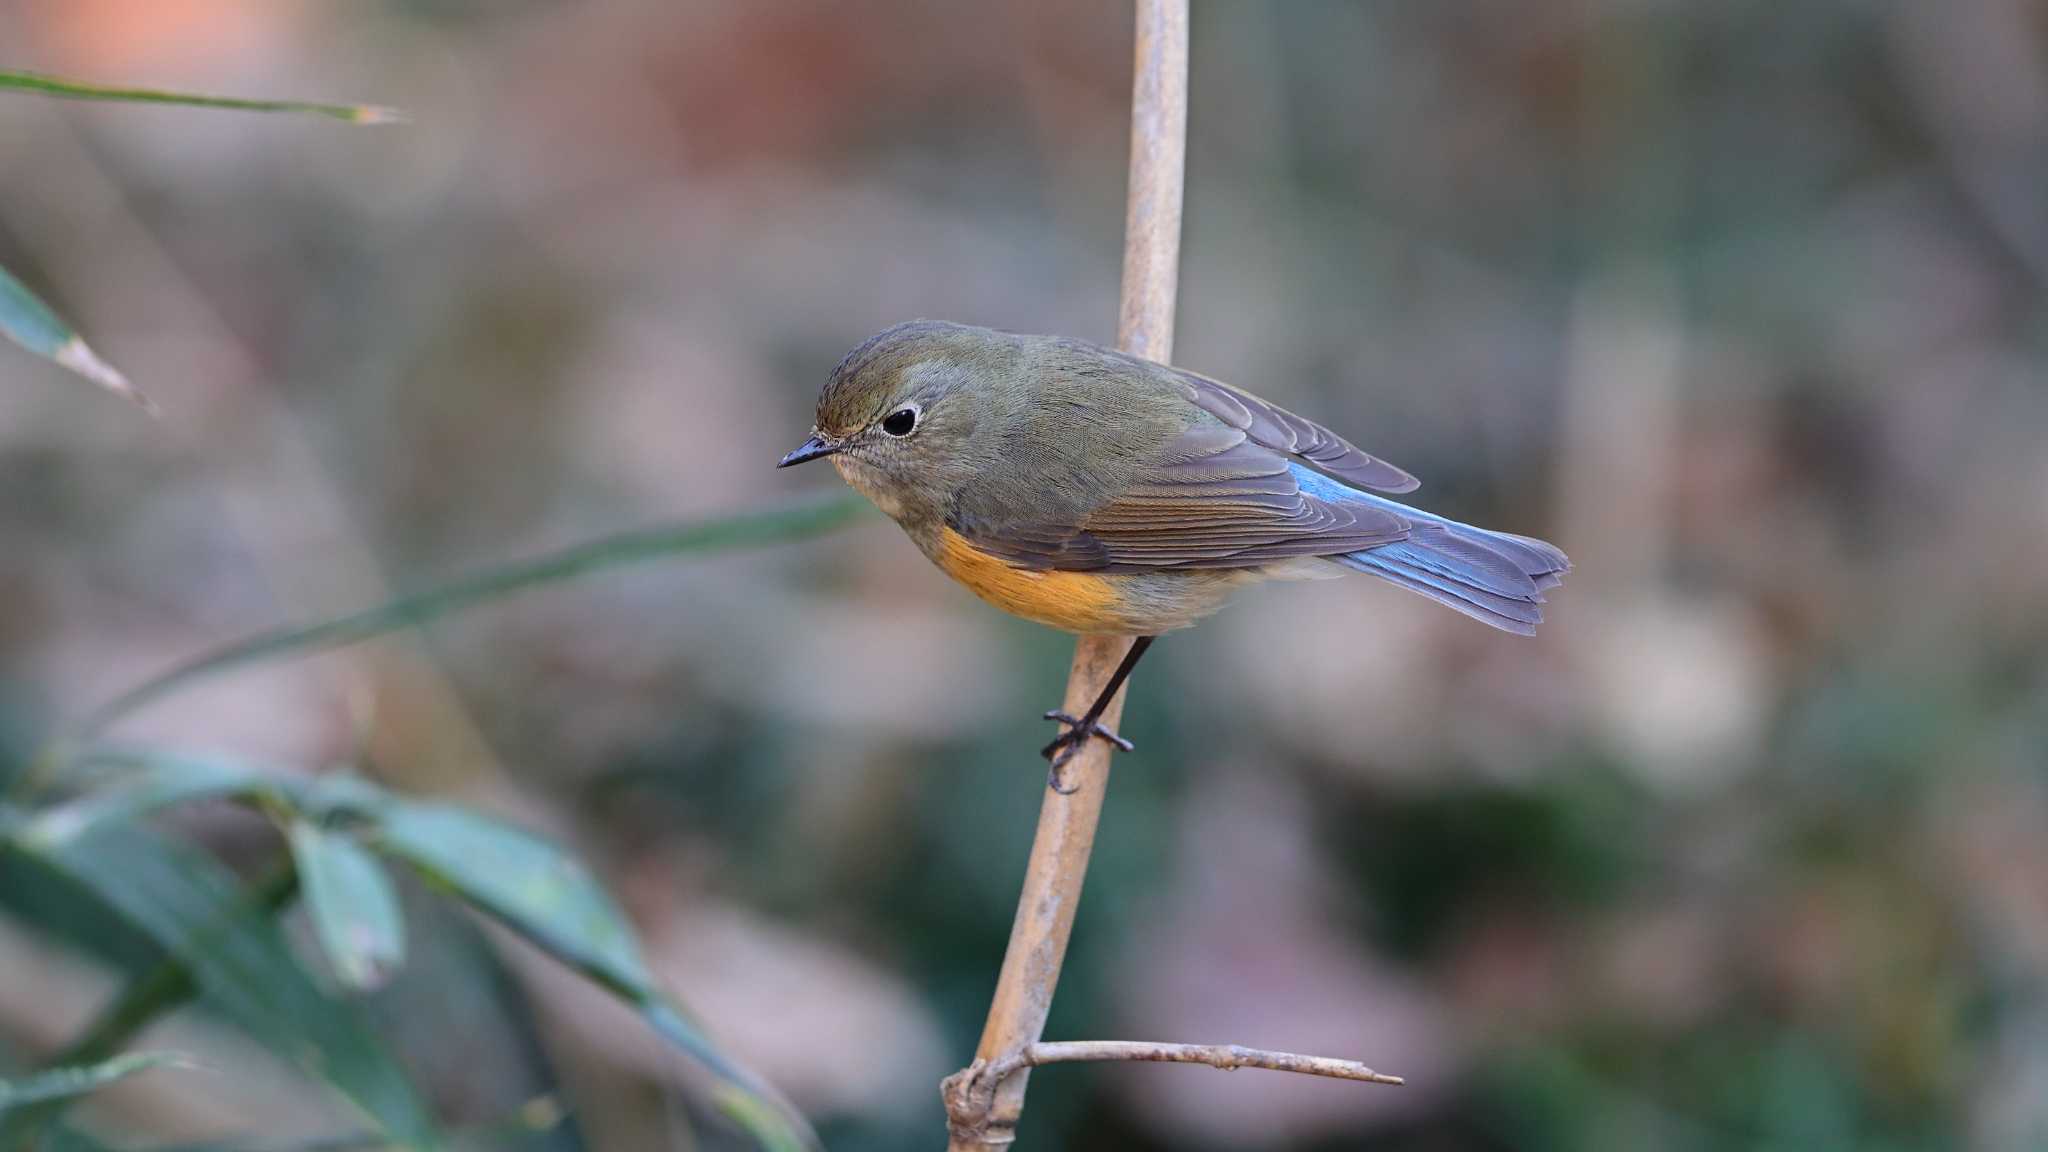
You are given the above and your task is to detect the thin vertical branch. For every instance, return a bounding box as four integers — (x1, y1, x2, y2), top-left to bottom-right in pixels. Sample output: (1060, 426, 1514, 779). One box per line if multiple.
(942, 3, 1188, 1149)
(1114, 0, 1189, 367)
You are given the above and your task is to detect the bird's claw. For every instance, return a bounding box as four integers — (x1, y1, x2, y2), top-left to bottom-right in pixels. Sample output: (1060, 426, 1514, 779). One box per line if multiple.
(1039, 711, 1135, 792)
(1041, 712, 1135, 754)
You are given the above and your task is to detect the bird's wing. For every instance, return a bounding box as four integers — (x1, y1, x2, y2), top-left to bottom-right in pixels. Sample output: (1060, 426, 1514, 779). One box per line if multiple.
(952, 420, 1412, 573)
(1170, 368, 1420, 494)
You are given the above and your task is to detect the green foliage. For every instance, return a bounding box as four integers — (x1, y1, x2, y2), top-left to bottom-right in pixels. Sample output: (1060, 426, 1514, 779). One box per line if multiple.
(0, 1052, 185, 1112)
(0, 264, 146, 410)
(0, 483, 869, 1152)
(64, 491, 867, 741)
(0, 70, 399, 123)
(364, 803, 809, 1151)
(0, 43, 861, 1152)
(0, 68, 395, 412)
(0, 491, 865, 1145)
(288, 822, 407, 994)
(2, 821, 441, 1150)
(5, 744, 817, 1151)
(19, 755, 270, 847)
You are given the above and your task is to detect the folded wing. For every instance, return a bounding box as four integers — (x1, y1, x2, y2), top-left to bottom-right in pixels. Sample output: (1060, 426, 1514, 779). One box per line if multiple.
(953, 420, 1411, 573)
(1171, 368, 1420, 494)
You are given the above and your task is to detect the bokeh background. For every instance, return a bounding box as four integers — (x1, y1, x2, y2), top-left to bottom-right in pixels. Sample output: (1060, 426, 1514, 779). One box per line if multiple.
(4, 1, 2048, 1149)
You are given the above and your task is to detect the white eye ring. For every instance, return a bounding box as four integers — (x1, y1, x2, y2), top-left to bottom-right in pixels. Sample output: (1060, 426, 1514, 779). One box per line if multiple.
(880, 404, 921, 437)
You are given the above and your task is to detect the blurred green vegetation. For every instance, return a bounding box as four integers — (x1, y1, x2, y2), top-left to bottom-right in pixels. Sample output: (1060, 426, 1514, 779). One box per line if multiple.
(0, 54, 823, 1152)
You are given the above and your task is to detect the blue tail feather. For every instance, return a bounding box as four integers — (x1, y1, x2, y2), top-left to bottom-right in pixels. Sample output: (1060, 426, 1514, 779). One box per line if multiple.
(1290, 463, 1570, 635)
(1336, 542, 1547, 634)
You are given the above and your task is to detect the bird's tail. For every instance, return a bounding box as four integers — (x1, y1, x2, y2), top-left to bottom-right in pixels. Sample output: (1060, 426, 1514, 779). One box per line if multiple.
(1335, 510, 1569, 636)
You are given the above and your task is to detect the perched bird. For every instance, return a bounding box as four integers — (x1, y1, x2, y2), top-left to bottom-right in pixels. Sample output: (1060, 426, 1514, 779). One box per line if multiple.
(781, 321, 1568, 784)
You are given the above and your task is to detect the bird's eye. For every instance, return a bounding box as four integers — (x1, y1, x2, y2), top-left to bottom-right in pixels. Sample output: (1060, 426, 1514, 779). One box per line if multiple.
(881, 406, 919, 437)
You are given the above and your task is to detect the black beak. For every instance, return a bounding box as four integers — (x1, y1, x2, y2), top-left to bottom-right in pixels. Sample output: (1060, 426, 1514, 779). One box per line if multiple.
(777, 433, 840, 468)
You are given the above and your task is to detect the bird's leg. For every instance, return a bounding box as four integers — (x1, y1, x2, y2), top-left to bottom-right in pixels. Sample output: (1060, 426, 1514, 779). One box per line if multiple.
(1041, 636, 1156, 791)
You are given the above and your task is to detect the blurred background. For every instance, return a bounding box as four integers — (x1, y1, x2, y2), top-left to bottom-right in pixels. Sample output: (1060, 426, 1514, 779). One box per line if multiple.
(3, 0, 2048, 1149)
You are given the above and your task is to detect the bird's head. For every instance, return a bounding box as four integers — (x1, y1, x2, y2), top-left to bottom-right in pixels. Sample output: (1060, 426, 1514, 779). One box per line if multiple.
(779, 320, 1009, 522)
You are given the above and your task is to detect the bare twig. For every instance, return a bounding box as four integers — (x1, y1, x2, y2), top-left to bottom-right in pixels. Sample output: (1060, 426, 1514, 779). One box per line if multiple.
(945, 1041, 1402, 1137)
(1014, 1041, 1405, 1084)
(942, 3, 1187, 1149)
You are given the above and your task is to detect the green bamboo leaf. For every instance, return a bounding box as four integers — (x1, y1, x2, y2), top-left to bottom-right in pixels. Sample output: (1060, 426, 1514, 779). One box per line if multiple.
(288, 822, 406, 993)
(64, 491, 868, 742)
(11, 758, 812, 1149)
(0, 1051, 186, 1111)
(0, 262, 153, 411)
(21, 751, 268, 849)
(714, 1085, 813, 1152)
(13, 824, 442, 1149)
(365, 802, 816, 1150)
(0, 70, 401, 123)
(367, 802, 665, 1017)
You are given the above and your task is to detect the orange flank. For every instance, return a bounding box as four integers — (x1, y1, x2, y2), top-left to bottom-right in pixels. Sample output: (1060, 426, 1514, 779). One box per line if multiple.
(935, 527, 1132, 634)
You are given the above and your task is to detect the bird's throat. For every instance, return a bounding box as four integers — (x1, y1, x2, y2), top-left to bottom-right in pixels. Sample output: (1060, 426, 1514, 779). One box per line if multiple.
(832, 455, 911, 521)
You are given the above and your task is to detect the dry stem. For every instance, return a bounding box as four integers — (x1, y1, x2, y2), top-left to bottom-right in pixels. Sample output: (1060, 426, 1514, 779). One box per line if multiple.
(1014, 1041, 1404, 1085)
(942, 3, 1186, 1149)
(943, 1040, 1403, 1145)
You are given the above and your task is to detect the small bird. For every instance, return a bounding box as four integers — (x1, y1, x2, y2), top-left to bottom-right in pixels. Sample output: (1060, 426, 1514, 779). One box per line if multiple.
(781, 320, 1568, 786)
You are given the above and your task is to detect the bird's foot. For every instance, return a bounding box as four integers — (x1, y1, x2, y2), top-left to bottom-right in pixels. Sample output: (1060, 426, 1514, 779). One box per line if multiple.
(1039, 711, 1135, 793)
